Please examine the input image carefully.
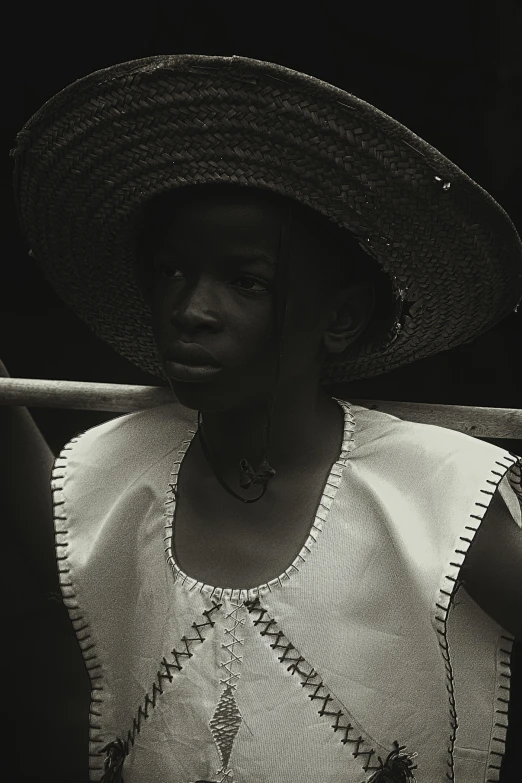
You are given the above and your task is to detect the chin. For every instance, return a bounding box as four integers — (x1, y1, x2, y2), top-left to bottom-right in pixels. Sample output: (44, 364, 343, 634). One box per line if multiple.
(169, 376, 273, 414)
(167, 378, 237, 412)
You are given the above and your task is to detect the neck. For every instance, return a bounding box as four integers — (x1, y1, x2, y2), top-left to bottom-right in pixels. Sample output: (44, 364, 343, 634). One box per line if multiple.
(196, 384, 343, 488)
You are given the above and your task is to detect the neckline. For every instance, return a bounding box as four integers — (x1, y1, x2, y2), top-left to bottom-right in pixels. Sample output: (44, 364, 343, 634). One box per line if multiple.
(163, 397, 356, 602)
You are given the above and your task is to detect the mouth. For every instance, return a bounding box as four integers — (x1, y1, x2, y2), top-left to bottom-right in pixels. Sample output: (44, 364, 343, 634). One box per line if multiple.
(163, 342, 221, 368)
(163, 359, 223, 382)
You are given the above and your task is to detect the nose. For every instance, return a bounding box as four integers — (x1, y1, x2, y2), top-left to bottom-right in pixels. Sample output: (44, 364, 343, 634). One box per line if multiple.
(168, 275, 220, 333)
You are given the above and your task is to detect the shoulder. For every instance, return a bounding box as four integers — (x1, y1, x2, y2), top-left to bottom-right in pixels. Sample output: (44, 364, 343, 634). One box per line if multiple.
(348, 401, 510, 469)
(57, 401, 196, 474)
(52, 402, 198, 546)
(349, 402, 522, 636)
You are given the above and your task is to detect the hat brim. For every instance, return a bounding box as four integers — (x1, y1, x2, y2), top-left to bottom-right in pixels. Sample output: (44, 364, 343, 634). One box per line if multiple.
(11, 53, 522, 382)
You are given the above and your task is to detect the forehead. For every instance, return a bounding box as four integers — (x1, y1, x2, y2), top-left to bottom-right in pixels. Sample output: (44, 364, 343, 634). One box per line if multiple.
(161, 182, 281, 229)
(158, 184, 287, 222)
(148, 185, 302, 264)
(149, 184, 334, 250)
(141, 184, 350, 288)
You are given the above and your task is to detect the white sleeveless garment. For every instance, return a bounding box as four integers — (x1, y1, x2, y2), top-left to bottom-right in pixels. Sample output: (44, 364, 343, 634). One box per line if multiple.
(51, 399, 522, 783)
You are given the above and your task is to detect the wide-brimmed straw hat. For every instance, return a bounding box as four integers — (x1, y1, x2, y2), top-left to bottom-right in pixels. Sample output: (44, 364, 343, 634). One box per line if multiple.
(10, 53, 522, 383)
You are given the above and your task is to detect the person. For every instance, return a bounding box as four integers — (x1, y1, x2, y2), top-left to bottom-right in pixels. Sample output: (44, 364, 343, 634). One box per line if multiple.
(9, 53, 522, 783)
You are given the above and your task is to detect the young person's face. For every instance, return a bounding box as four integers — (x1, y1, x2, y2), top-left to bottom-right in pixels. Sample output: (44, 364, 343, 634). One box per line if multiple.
(148, 186, 369, 412)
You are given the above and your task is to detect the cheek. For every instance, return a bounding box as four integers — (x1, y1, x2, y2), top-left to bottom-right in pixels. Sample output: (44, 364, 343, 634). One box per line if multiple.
(285, 285, 329, 340)
(239, 311, 280, 371)
(277, 299, 327, 372)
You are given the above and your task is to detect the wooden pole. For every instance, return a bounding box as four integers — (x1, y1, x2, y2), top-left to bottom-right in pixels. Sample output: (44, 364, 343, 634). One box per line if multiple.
(0, 377, 521, 439)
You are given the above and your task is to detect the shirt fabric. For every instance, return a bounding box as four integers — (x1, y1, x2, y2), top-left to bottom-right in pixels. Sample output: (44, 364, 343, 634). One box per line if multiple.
(51, 398, 522, 783)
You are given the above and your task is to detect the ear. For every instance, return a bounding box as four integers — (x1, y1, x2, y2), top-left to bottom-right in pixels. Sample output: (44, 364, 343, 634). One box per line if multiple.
(323, 282, 375, 354)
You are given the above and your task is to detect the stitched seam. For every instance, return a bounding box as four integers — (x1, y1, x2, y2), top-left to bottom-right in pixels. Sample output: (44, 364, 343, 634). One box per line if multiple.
(220, 598, 245, 690)
(100, 600, 222, 780)
(208, 597, 246, 782)
(244, 596, 417, 779)
(127, 600, 222, 753)
(433, 452, 518, 783)
(485, 634, 515, 783)
(51, 434, 107, 777)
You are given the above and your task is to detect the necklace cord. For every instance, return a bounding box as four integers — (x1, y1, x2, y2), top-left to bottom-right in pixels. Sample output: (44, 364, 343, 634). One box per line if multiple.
(197, 199, 293, 503)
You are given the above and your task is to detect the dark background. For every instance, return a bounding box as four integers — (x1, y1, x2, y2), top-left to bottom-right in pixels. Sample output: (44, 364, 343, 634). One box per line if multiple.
(2, 1, 521, 779)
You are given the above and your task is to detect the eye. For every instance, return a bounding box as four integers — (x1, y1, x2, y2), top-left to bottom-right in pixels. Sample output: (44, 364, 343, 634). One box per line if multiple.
(156, 264, 271, 294)
(233, 276, 271, 293)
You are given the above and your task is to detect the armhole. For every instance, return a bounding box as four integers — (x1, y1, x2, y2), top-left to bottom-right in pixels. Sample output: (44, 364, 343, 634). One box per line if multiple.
(431, 450, 521, 782)
(497, 455, 522, 529)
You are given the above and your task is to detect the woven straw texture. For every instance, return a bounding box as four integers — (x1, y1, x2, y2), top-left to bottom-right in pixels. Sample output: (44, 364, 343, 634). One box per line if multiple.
(10, 53, 522, 382)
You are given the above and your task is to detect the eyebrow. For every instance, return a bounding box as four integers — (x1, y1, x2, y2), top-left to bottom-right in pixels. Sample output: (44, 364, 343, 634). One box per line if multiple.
(156, 247, 276, 269)
(237, 253, 276, 270)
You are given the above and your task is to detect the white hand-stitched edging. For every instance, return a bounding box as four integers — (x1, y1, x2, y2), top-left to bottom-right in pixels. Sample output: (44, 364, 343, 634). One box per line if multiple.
(52, 433, 106, 779)
(164, 400, 356, 601)
(433, 452, 520, 783)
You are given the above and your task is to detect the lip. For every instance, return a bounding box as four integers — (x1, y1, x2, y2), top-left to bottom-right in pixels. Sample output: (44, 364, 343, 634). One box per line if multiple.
(163, 359, 223, 382)
(163, 342, 221, 368)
